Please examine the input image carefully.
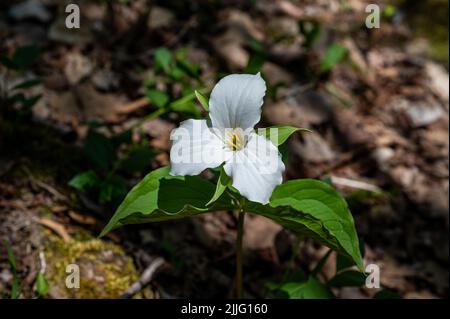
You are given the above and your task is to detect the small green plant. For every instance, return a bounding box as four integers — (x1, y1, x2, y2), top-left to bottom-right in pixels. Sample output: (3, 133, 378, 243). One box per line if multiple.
(35, 272, 50, 298)
(299, 20, 322, 49)
(267, 241, 400, 299)
(69, 124, 154, 205)
(244, 39, 267, 74)
(383, 4, 397, 19)
(0, 45, 41, 118)
(320, 43, 348, 73)
(3, 240, 20, 299)
(140, 47, 205, 124)
(69, 48, 203, 207)
(2, 241, 50, 299)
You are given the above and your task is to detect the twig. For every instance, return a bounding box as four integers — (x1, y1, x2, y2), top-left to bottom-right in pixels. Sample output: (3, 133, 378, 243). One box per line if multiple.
(39, 251, 47, 274)
(35, 180, 68, 201)
(277, 83, 315, 101)
(330, 176, 382, 193)
(130, 107, 166, 130)
(312, 146, 376, 179)
(119, 257, 165, 299)
(117, 97, 150, 114)
(37, 218, 71, 242)
(68, 210, 98, 225)
(22, 166, 68, 201)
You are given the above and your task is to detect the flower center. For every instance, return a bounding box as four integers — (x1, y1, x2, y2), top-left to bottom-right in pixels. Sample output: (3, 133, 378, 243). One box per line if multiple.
(225, 130, 245, 151)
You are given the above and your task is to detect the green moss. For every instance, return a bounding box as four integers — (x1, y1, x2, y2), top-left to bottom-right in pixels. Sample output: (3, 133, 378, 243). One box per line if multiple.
(43, 229, 139, 299)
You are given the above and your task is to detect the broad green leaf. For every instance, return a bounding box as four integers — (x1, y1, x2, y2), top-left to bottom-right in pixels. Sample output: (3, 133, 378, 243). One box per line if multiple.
(320, 43, 348, 72)
(206, 167, 231, 206)
(170, 91, 196, 107)
(170, 101, 200, 117)
(327, 270, 366, 287)
(101, 168, 363, 271)
(35, 272, 49, 296)
(245, 53, 265, 74)
(194, 90, 209, 111)
(169, 66, 186, 80)
(280, 276, 334, 299)
(154, 47, 172, 73)
(13, 79, 41, 90)
(99, 175, 127, 204)
(12, 45, 40, 70)
(0, 56, 16, 69)
(177, 59, 200, 78)
(174, 48, 188, 61)
(336, 237, 365, 272)
(100, 167, 234, 237)
(257, 126, 312, 146)
(279, 143, 289, 164)
(147, 89, 169, 108)
(68, 170, 100, 192)
(0, 45, 40, 71)
(245, 179, 363, 270)
(22, 94, 41, 109)
(120, 147, 154, 173)
(86, 119, 106, 128)
(170, 91, 201, 116)
(111, 130, 132, 147)
(84, 130, 116, 170)
(245, 39, 267, 73)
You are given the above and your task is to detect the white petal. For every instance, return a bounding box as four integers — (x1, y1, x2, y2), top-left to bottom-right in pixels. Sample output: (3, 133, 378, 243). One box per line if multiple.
(170, 119, 231, 176)
(209, 73, 266, 130)
(223, 133, 284, 204)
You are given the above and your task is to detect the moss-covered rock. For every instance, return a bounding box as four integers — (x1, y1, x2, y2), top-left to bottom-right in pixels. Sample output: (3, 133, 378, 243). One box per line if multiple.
(43, 229, 139, 299)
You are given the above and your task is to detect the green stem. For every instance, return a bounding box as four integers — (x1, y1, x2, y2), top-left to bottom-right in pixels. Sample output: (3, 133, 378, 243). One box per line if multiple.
(283, 235, 302, 280)
(236, 209, 245, 298)
(131, 107, 167, 130)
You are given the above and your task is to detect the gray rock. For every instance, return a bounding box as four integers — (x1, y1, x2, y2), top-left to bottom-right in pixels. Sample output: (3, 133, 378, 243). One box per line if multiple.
(9, 0, 51, 23)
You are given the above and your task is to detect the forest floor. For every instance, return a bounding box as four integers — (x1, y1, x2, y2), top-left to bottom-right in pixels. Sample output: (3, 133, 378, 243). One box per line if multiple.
(0, 0, 448, 298)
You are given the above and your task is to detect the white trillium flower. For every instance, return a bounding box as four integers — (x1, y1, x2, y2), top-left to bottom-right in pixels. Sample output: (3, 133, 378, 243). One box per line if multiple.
(169, 73, 285, 204)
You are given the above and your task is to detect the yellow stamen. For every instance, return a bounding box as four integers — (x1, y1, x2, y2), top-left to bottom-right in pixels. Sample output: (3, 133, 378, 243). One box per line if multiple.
(226, 133, 240, 151)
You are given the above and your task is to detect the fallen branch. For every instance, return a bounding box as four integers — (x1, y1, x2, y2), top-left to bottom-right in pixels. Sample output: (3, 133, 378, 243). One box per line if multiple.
(68, 210, 98, 225)
(117, 97, 150, 115)
(39, 251, 47, 274)
(330, 176, 382, 193)
(37, 218, 71, 242)
(119, 257, 165, 299)
(22, 166, 68, 201)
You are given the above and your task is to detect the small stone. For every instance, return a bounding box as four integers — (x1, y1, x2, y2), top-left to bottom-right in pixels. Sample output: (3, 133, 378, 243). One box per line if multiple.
(9, 0, 51, 23)
(92, 69, 119, 91)
(292, 133, 336, 163)
(64, 52, 93, 85)
(244, 215, 282, 251)
(372, 147, 395, 165)
(404, 101, 444, 128)
(147, 6, 175, 29)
